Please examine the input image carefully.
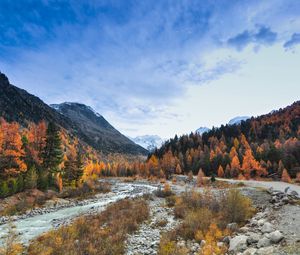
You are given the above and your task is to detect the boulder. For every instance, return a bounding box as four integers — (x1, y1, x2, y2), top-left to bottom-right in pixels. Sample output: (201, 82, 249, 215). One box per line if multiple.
(222, 236, 230, 245)
(247, 232, 260, 244)
(261, 222, 274, 233)
(242, 248, 257, 255)
(227, 222, 239, 231)
(269, 230, 284, 243)
(256, 246, 274, 255)
(257, 219, 266, 226)
(257, 237, 271, 248)
(239, 226, 250, 233)
(229, 235, 248, 253)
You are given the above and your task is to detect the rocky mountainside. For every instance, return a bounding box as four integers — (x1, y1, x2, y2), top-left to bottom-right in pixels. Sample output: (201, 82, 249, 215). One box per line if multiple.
(0, 72, 147, 155)
(51, 102, 148, 155)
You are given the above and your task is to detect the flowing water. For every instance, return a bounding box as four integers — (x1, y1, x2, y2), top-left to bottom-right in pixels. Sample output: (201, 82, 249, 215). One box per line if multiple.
(0, 181, 157, 245)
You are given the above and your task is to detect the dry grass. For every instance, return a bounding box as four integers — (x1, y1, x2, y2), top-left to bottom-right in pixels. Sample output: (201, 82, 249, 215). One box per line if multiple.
(159, 188, 255, 255)
(28, 198, 149, 255)
(59, 180, 111, 200)
(155, 183, 174, 198)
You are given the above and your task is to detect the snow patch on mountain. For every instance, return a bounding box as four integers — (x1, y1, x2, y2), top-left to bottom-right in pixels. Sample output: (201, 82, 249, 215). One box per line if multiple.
(196, 127, 210, 135)
(228, 116, 250, 125)
(130, 135, 165, 152)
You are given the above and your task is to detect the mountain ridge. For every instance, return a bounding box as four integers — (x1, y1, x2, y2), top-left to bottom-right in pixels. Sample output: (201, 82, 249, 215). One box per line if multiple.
(0, 72, 147, 155)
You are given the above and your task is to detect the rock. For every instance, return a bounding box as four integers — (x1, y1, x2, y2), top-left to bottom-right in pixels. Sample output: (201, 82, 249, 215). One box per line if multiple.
(261, 222, 274, 233)
(289, 190, 299, 197)
(200, 240, 206, 248)
(227, 222, 239, 231)
(229, 235, 248, 253)
(177, 240, 185, 248)
(239, 226, 250, 233)
(247, 232, 260, 244)
(249, 219, 258, 227)
(282, 196, 289, 204)
(223, 236, 230, 245)
(257, 219, 266, 226)
(256, 246, 274, 255)
(257, 237, 271, 248)
(269, 230, 284, 243)
(217, 242, 224, 248)
(242, 248, 257, 255)
(44, 200, 56, 207)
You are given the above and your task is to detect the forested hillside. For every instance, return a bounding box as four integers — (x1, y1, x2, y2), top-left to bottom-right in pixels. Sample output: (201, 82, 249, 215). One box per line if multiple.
(0, 117, 147, 198)
(0, 72, 147, 155)
(150, 101, 300, 180)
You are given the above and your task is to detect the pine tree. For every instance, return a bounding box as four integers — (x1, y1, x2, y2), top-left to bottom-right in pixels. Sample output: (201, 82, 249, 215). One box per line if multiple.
(75, 150, 84, 183)
(24, 166, 38, 189)
(0, 181, 9, 198)
(42, 122, 63, 187)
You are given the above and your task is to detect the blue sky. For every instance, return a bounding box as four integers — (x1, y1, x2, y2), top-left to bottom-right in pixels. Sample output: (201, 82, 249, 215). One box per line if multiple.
(0, 0, 299, 138)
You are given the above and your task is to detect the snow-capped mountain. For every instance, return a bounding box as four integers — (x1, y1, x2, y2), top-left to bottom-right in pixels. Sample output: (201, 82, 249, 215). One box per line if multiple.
(130, 135, 165, 152)
(196, 127, 210, 135)
(228, 116, 250, 125)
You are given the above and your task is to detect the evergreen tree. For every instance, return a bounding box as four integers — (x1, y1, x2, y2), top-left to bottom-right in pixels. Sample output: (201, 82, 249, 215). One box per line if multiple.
(75, 151, 84, 183)
(24, 166, 38, 189)
(16, 175, 24, 192)
(42, 122, 63, 186)
(0, 181, 9, 198)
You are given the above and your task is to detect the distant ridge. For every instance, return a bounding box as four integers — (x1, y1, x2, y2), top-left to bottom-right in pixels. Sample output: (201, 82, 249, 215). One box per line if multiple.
(0, 72, 147, 155)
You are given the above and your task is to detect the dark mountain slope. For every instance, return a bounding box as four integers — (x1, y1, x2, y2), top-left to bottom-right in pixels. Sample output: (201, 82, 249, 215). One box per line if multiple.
(50, 102, 148, 155)
(0, 72, 147, 155)
(0, 72, 73, 129)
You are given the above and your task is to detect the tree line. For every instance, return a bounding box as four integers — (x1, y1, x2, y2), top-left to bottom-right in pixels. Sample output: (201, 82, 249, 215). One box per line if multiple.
(0, 118, 85, 197)
(149, 101, 300, 181)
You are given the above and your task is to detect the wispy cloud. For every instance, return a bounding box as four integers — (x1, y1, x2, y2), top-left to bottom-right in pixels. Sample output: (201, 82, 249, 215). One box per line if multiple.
(0, 0, 300, 136)
(227, 26, 277, 50)
(284, 33, 300, 49)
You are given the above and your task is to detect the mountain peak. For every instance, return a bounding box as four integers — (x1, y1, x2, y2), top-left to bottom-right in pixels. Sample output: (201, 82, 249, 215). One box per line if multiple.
(130, 135, 164, 152)
(0, 72, 147, 155)
(0, 71, 9, 85)
(51, 102, 102, 118)
(196, 127, 210, 135)
(228, 116, 250, 125)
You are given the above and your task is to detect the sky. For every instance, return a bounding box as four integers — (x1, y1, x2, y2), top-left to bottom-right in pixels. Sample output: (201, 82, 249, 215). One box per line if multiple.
(0, 0, 300, 139)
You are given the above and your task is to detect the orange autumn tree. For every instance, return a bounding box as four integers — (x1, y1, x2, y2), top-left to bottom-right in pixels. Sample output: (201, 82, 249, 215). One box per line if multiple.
(197, 168, 205, 186)
(25, 121, 47, 166)
(175, 164, 182, 174)
(230, 155, 240, 178)
(217, 165, 224, 178)
(241, 149, 266, 179)
(148, 155, 159, 176)
(281, 168, 291, 183)
(0, 119, 26, 178)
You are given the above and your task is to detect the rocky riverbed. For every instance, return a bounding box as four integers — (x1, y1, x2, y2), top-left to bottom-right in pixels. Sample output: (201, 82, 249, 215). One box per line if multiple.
(125, 196, 179, 255)
(0, 180, 158, 244)
(125, 178, 300, 255)
(0, 178, 299, 254)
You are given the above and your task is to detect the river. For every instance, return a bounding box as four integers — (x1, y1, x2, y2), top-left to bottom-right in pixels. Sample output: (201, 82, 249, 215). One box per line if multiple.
(0, 180, 157, 245)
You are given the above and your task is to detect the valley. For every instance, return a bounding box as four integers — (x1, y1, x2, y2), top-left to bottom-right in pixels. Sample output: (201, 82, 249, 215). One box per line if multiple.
(1, 177, 299, 254)
(1, 1, 300, 254)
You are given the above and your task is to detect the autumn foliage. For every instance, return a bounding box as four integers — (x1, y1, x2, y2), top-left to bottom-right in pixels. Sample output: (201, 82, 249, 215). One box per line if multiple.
(150, 101, 300, 181)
